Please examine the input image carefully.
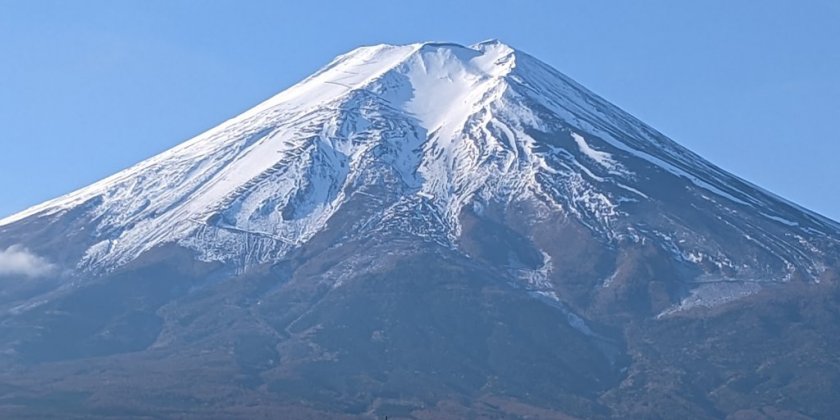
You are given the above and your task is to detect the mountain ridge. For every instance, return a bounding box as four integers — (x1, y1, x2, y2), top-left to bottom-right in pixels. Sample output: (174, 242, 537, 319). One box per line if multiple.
(2, 40, 837, 285)
(1, 40, 839, 419)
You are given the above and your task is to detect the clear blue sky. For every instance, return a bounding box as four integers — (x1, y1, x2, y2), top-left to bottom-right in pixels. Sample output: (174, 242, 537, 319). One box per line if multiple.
(1, 1, 839, 221)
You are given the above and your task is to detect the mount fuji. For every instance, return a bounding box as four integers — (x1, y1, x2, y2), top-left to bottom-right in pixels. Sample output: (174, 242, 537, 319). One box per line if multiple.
(1, 40, 839, 419)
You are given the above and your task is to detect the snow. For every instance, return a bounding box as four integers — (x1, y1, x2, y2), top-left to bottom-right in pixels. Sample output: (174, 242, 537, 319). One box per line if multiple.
(761, 212, 799, 226)
(241, 43, 420, 119)
(657, 281, 763, 318)
(571, 132, 621, 173)
(0, 39, 836, 284)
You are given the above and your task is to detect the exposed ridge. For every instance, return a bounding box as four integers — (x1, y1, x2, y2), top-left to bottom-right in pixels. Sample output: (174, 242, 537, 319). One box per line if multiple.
(0, 41, 837, 299)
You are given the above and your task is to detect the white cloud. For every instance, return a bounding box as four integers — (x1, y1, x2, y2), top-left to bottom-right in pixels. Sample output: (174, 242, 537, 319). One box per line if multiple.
(0, 245, 56, 278)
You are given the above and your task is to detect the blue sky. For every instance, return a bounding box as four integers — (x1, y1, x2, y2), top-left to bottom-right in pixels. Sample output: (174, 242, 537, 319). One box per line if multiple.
(1, 1, 839, 220)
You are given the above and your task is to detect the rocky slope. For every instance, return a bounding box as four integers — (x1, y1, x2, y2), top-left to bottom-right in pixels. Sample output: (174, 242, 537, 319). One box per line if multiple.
(0, 40, 838, 419)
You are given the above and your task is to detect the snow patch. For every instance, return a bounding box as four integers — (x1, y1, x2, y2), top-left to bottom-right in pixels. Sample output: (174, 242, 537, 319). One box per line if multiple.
(571, 132, 622, 174)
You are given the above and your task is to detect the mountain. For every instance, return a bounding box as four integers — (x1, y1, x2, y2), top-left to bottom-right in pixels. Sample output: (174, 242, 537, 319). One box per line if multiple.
(1, 40, 839, 419)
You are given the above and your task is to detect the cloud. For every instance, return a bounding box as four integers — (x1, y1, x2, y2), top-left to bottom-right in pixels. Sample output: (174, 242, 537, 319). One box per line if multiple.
(0, 245, 56, 278)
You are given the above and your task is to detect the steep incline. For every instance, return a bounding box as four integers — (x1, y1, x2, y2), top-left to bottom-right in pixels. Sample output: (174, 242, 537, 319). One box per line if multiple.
(2, 40, 840, 419)
(1, 40, 838, 309)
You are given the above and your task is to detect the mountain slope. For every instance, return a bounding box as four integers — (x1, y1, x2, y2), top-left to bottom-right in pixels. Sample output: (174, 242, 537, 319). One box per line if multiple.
(2, 40, 837, 282)
(0, 41, 839, 418)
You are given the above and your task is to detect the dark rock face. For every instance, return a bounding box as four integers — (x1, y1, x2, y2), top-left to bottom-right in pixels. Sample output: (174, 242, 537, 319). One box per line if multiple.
(1, 199, 838, 419)
(0, 41, 839, 418)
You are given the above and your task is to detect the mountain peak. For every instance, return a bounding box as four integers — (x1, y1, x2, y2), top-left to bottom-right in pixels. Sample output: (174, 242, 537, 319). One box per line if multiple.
(232, 40, 518, 124)
(1, 40, 838, 293)
(3, 40, 840, 420)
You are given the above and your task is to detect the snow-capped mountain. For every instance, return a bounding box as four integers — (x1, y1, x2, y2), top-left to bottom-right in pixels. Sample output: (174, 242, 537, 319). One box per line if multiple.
(1, 41, 839, 418)
(3, 40, 837, 308)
